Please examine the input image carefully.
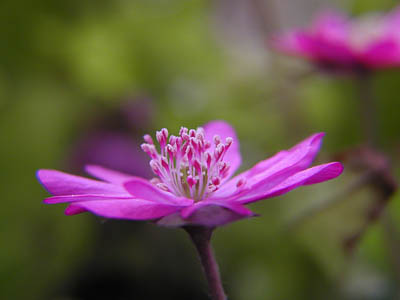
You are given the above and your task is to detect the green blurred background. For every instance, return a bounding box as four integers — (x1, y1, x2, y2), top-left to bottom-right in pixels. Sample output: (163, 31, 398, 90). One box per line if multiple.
(1, 0, 400, 299)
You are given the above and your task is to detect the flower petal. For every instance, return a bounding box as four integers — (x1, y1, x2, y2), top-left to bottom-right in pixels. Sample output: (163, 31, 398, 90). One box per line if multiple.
(64, 199, 183, 220)
(85, 165, 134, 185)
(236, 162, 343, 204)
(213, 133, 325, 199)
(181, 200, 254, 219)
(384, 6, 400, 28)
(156, 201, 255, 227)
(203, 120, 241, 180)
(44, 194, 133, 204)
(307, 12, 354, 65)
(302, 162, 344, 185)
(37, 169, 128, 196)
(361, 39, 400, 68)
(65, 205, 86, 215)
(311, 11, 349, 39)
(184, 201, 255, 227)
(271, 31, 317, 59)
(272, 11, 355, 67)
(123, 178, 194, 206)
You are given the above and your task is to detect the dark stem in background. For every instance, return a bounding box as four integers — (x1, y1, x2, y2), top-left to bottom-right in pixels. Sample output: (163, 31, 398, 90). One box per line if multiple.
(382, 211, 400, 287)
(185, 227, 227, 300)
(356, 70, 378, 146)
(287, 171, 374, 230)
(355, 69, 400, 282)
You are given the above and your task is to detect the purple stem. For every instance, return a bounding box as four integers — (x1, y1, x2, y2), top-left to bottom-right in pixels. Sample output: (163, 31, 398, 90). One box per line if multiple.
(185, 226, 227, 300)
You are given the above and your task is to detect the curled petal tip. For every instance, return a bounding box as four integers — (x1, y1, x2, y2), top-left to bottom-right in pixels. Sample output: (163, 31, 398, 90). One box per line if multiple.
(65, 204, 86, 216)
(311, 132, 326, 140)
(43, 198, 52, 204)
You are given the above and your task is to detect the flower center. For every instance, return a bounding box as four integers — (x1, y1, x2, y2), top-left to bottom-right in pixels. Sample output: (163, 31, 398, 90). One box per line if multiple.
(141, 127, 233, 201)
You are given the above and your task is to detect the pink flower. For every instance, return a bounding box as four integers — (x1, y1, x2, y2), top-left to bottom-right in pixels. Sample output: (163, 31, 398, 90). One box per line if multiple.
(271, 7, 400, 71)
(37, 121, 343, 227)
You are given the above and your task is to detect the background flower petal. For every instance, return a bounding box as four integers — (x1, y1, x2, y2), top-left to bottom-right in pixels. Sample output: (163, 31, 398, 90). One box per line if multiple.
(361, 39, 400, 68)
(270, 31, 315, 58)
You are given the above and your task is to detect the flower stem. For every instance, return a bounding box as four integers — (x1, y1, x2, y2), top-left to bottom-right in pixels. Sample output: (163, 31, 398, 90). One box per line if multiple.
(185, 226, 227, 300)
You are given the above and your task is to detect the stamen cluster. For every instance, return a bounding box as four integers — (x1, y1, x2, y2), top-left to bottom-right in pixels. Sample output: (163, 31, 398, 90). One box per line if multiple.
(141, 127, 233, 201)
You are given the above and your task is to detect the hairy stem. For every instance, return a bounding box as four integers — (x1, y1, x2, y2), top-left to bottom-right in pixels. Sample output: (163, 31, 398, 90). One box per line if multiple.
(185, 226, 227, 300)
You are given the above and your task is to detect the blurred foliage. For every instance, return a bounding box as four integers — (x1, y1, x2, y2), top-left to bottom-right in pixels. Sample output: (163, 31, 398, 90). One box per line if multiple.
(1, 0, 400, 299)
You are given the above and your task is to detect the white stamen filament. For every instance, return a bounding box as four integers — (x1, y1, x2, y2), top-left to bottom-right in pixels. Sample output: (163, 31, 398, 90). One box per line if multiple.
(141, 127, 233, 201)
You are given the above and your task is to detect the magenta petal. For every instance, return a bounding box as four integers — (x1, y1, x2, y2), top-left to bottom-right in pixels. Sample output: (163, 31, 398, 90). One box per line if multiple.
(157, 201, 255, 227)
(246, 132, 325, 184)
(251, 132, 325, 179)
(272, 11, 354, 66)
(212, 149, 290, 199)
(203, 120, 241, 180)
(64, 199, 184, 220)
(311, 11, 349, 38)
(385, 6, 400, 28)
(237, 162, 343, 204)
(361, 39, 400, 68)
(310, 37, 354, 66)
(271, 31, 315, 58)
(183, 202, 255, 227)
(287, 132, 325, 166)
(181, 200, 254, 219)
(214, 133, 325, 199)
(37, 169, 128, 196)
(271, 7, 400, 70)
(155, 213, 189, 227)
(123, 178, 194, 206)
(302, 162, 344, 185)
(65, 205, 87, 215)
(85, 165, 134, 185)
(44, 194, 133, 204)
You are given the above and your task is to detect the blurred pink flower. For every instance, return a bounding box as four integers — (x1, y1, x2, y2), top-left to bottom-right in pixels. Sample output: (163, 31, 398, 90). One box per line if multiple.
(37, 121, 343, 227)
(271, 7, 400, 71)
